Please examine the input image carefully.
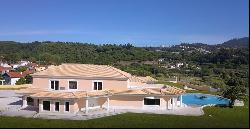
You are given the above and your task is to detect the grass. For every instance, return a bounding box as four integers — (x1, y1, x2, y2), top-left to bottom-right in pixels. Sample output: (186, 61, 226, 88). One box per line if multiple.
(0, 106, 248, 128)
(157, 81, 184, 89)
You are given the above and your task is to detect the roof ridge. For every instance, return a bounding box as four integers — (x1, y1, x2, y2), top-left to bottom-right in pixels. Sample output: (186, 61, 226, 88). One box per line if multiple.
(107, 65, 131, 78)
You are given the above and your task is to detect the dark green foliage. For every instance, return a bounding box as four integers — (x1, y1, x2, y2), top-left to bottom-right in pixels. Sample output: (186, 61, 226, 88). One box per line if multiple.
(15, 78, 26, 85)
(221, 77, 247, 107)
(25, 75, 32, 84)
(0, 39, 248, 89)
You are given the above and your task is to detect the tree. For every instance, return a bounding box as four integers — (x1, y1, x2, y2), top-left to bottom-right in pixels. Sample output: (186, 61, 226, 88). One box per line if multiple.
(15, 78, 26, 85)
(25, 75, 33, 84)
(17, 66, 27, 72)
(221, 78, 247, 107)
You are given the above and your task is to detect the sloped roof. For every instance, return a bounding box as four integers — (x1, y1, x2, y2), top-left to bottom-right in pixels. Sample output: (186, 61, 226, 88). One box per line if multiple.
(17, 87, 185, 99)
(16, 87, 45, 94)
(109, 86, 185, 95)
(5, 70, 34, 78)
(32, 63, 132, 80)
(5, 72, 26, 78)
(130, 76, 157, 83)
(29, 89, 113, 99)
(0, 66, 11, 72)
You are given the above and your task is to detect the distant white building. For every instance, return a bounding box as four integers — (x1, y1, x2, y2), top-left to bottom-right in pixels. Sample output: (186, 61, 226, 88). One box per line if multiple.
(169, 65, 176, 69)
(176, 63, 184, 68)
(20, 60, 30, 66)
(158, 58, 165, 62)
(0, 63, 11, 68)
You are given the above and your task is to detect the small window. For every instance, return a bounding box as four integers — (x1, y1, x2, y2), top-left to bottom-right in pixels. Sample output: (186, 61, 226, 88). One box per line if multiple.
(69, 81, 77, 89)
(43, 101, 50, 111)
(51, 81, 54, 89)
(93, 81, 102, 90)
(50, 80, 59, 90)
(94, 82, 98, 90)
(55, 102, 59, 112)
(65, 102, 69, 112)
(177, 96, 180, 101)
(144, 98, 160, 105)
(98, 82, 102, 90)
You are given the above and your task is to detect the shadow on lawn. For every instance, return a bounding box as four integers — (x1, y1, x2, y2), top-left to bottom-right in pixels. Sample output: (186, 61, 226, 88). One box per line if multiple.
(214, 104, 229, 108)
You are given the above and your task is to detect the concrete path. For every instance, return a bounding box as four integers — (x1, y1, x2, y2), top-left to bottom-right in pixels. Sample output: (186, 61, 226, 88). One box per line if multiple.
(114, 106, 204, 116)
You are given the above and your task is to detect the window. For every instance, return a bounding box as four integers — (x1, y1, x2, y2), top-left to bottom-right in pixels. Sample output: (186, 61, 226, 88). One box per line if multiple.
(50, 80, 59, 90)
(69, 81, 77, 90)
(55, 102, 59, 112)
(43, 101, 50, 111)
(144, 98, 160, 105)
(65, 102, 69, 112)
(93, 81, 102, 90)
(27, 97, 34, 106)
(177, 96, 180, 101)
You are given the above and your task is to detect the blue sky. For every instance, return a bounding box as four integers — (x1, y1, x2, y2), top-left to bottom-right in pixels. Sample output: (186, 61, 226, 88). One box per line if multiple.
(0, 0, 248, 46)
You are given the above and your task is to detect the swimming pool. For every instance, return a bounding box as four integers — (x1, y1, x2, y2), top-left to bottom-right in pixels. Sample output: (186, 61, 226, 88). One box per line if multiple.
(182, 93, 230, 106)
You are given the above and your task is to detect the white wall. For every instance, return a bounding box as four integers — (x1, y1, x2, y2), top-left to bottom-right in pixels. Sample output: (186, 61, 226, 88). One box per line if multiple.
(11, 78, 20, 85)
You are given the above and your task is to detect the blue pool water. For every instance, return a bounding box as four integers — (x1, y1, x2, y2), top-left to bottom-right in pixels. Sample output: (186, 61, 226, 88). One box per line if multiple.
(182, 93, 230, 106)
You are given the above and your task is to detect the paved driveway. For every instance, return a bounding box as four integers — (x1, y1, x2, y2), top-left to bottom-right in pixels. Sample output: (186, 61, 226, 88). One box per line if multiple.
(0, 90, 22, 111)
(0, 90, 37, 117)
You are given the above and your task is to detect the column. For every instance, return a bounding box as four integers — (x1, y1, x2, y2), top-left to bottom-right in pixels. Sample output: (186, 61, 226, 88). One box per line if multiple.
(22, 96, 27, 108)
(172, 98, 174, 110)
(180, 95, 183, 107)
(33, 99, 37, 107)
(39, 101, 43, 113)
(107, 97, 110, 112)
(85, 99, 88, 114)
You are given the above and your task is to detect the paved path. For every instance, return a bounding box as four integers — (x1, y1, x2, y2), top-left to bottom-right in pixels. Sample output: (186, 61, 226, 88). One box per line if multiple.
(114, 106, 204, 116)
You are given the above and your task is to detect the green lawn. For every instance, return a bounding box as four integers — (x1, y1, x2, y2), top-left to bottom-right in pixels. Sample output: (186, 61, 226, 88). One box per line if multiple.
(0, 106, 248, 128)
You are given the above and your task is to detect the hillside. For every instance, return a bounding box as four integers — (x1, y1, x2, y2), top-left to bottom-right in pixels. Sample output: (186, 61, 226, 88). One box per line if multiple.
(221, 37, 249, 48)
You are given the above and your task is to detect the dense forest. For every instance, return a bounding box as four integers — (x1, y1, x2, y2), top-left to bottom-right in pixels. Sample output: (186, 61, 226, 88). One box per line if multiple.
(0, 37, 249, 90)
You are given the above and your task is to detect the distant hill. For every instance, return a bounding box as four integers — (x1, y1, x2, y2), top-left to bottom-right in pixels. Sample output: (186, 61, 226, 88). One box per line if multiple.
(220, 37, 249, 48)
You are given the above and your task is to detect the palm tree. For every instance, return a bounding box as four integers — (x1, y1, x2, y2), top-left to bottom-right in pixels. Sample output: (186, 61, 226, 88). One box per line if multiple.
(221, 78, 247, 108)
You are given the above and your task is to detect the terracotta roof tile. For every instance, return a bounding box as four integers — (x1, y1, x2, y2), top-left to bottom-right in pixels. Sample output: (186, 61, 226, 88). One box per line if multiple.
(32, 63, 132, 79)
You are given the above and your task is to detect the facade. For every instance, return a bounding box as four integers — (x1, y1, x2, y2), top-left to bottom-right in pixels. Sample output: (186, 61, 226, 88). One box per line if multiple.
(3, 70, 33, 85)
(17, 63, 185, 114)
(2, 72, 23, 85)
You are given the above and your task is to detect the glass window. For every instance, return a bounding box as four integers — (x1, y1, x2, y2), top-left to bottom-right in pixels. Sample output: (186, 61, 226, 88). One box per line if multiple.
(51, 81, 54, 89)
(65, 102, 69, 112)
(98, 82, 102, 90)
(93, 81, 102, 90)
(69, 81, 77, 89)
(43, 101, 50, 111)
(50, 80, 59, 90)
(55, 102, 59, 111)
(94, 82, 98, 90)
(144, 98, 160, 105)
